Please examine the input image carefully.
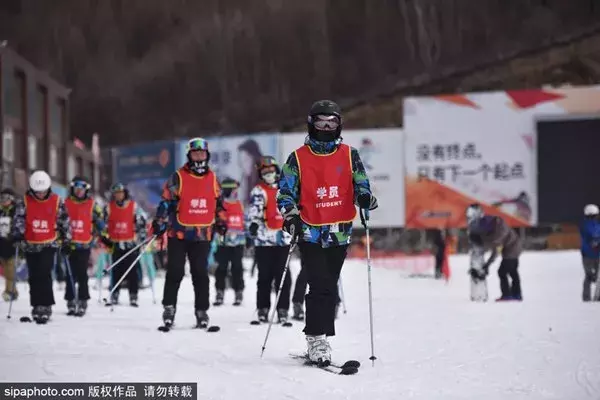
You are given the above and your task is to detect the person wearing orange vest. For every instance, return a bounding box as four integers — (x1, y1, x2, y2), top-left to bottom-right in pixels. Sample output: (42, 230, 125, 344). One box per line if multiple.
(247, 156, 293, 325)
(103, 182, 147, 307)
(63, 176, 107, 316)
(277, 100, 378, 366)
(213, 178, 246, 306)
(152, 137, 227, 329)
(12, 170, 72, 324)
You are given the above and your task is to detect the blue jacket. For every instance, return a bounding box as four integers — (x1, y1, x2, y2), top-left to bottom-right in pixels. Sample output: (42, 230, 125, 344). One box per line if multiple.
(580, 218, 600, 258)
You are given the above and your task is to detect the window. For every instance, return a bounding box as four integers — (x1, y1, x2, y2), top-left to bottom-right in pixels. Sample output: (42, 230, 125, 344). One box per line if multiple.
(30, 85, 46, 135)
(2, 127, 14, 163)
(50, 98, 64, 140)
(67, 154, 77, 181)
(28, 136, 37, 170)
(49, 145, 58, 177)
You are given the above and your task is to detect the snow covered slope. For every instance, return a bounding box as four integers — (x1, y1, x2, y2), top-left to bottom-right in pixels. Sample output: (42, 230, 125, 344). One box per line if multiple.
(1, 250, 599, 400)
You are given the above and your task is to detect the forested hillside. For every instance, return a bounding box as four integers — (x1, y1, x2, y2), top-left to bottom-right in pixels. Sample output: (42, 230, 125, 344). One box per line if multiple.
(0, 0, 598, 145)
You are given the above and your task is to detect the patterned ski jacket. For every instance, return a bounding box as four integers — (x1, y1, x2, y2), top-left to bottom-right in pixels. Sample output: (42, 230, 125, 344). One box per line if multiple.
(0, 202, 16, 258)
(277, 136, 373, 248)
(12, 190, 72, 253)
(246, 183, 291, 247)
(155, 165, 225, 242)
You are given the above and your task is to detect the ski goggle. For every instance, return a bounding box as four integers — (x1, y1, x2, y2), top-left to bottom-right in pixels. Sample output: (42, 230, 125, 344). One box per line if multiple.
(311, 114, 340, 131)
(111, 183, 125, 193)
(255, 156, 278, 170)
(71, 180, 90, 190)
(220, 180, 240, 189)
(0, 193, 14, 203)
(186, 138, 209, 153)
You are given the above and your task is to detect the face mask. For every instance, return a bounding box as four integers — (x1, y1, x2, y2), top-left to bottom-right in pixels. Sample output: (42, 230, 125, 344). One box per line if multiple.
(262, 172, 277, 185)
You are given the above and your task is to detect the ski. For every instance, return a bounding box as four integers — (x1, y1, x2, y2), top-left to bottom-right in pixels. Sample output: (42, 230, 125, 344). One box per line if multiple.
(157, 324, 221, 333)
(289, 353, 360, 375)
(19, 316, 50, 324)
(250, 320, 293, 327)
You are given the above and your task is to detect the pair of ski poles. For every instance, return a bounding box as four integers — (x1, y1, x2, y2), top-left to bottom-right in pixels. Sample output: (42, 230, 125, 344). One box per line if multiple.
(101, 235, 157, 308)
(260, 209, 377, 366)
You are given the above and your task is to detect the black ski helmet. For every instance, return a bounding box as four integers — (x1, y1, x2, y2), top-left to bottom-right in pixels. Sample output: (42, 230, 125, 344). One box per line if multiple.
(70, 175, 91, 198)
(220, 177, 240, 198)
(0, 188, 15, 203)
(307, 100, 342, 142)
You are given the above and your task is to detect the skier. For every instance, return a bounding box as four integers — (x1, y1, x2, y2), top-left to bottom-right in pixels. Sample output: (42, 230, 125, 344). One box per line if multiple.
(578, 204, 600, 301)
(103, 182, 147, 307)
(213, 178, 246, 306)
(64, 176, 107, 316)
(292, 261, 342, 321)
(247, 156, 292, 324)
(277, 100, 378, 365)
(12, 170, 72, 323)
(466, 203, 522, 301)
(0, 188, 18, 301)
(152, 137, 227, 329)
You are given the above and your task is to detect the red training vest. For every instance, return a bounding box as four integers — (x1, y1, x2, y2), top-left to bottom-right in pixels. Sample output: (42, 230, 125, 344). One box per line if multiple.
(24, 193, 59, 244)
(107, 200, 136, 242)
(65, 197, 94, 244)
(176, 168, 218, 227)
(258, 182, 284, 230)
(295, 144, 356, 226)
(223, 200, 244, 231)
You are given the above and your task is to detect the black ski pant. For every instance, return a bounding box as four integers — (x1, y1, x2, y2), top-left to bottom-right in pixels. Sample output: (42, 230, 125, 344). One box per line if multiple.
(215, 245, 244, 292)
(582, 257, 599, 301)
(162, 238, 210, 311)
(65, 249, 91, 301)
(292, 261, 341, 305)
(498, 258, 521, 298)
(300, 243, 348, 337)
(110, 246, 139, 297)
(434, 245, 445, 278)
(255, 246, 291, 311)
(26, 247, 56, 307)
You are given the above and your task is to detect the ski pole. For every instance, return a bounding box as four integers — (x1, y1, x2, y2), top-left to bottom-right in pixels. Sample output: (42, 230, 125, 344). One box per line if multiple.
(260, 238, 297, 358)
(103, 237, 156, 310)
(360, 208, 377, 366)
(144, 248, 157, 304)
(338, 274, 347, 314)
(64, 253, 78, 305)
(102, 236, 154, 275)
(7, 246, 19, 320)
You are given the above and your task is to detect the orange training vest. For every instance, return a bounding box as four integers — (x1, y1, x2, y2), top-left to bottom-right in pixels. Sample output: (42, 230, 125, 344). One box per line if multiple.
(176, 168, 218, 227)
(223, 200, 244, 231)
(107, 200, 136, 242)
(24, 193, 59, 244)
(258, 182, 284, 230)
(65, 197, 94, 244)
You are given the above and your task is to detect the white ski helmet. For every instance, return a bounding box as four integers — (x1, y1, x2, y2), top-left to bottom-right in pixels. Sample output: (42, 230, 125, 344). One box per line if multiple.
(584, 204, 599, 216)
(29, 170, 51, 192)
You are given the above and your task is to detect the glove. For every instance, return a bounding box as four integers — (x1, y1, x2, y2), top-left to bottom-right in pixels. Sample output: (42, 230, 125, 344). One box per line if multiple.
(282, 208, 302, 239)
(100, 235, 113, 249)
(61, 242, 72, 256)
(152, 219, 167, 236)
(213, 219, 227, 235)
(248, 223, 259, 238)
(357, 193, 378, 210)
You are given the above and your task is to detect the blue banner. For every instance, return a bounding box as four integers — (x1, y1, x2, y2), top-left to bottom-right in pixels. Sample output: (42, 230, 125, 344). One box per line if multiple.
(114, 141, 177, 212)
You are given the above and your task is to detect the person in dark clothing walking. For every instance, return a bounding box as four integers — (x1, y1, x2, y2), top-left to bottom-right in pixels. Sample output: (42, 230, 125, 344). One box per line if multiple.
(153, 138, 227, 328)
(213, 178, 246, 306)
(277, 100, 377, 365)
(63, 176, 107, 316)
(579, 204, 600, 301)
(12, 170, 72, 323)
(103, 183, 147, 307)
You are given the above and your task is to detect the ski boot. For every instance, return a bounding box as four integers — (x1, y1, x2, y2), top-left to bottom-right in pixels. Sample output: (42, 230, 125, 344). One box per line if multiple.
(233, 291, 243, 306)
(106, 292, 119, 306)
(306, 334, 332, 367)
(278, 309, 292, 327)
(67, 300, 77, 316)
(76, 300, 87, 316)
(162, 305, 176, 327)
(130, 293, 139, 307)
(213, 290, 224, 306)
(33, 306, 51, 324)
(195, 310, 209, 329)
(31, 305, 44, 323)
(257, 308, 269, 323)
(292, 302, 304, 321)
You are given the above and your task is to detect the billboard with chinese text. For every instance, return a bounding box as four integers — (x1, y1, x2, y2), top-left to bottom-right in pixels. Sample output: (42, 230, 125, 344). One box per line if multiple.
(404, 86, 600, 228)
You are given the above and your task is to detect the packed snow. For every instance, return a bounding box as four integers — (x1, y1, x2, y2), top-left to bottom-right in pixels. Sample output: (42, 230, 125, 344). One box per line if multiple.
(1, 250, 599, 400)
